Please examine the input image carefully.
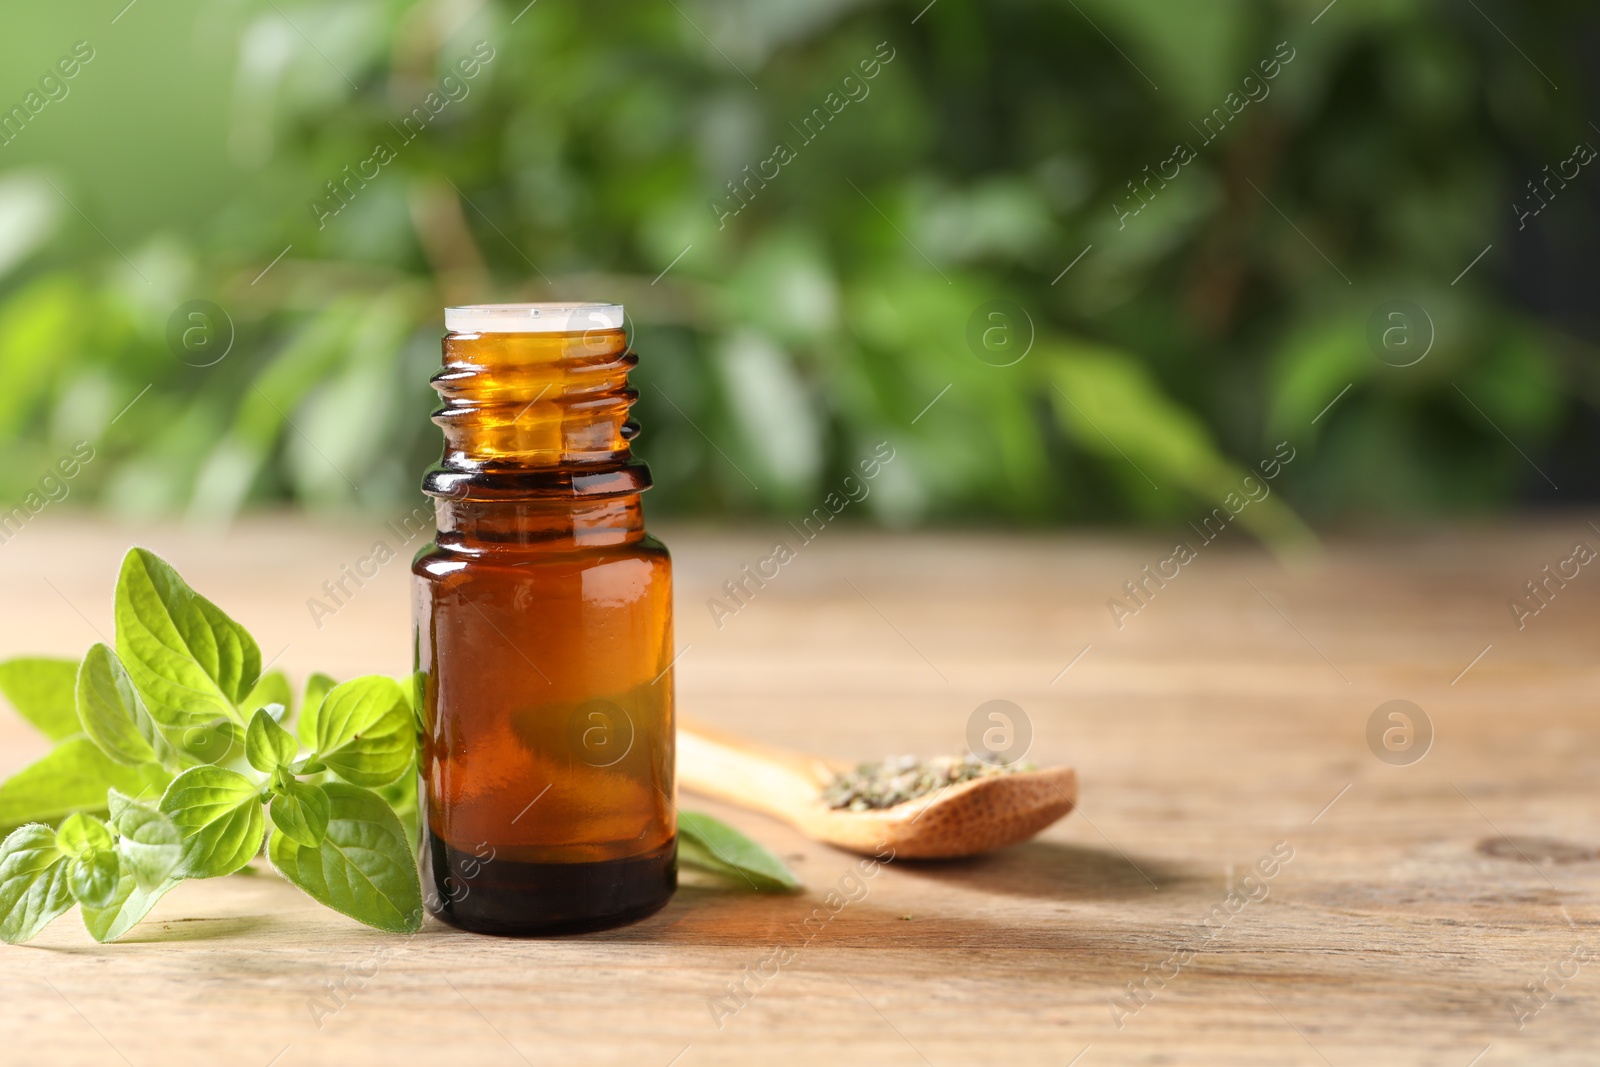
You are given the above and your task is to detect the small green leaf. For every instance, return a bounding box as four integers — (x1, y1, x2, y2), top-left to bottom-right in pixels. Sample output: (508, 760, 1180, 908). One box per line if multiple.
(245, 708, 298, 773)
(0, 657, 81, 741)
(68, 850, 122, 909)
(0, 736, 171, 832)
(243, 670, 292, 720)
(159, 766, 266, 879)
(409, 669, 430, 732)
(57, 812, 114, 856)
(677, 811, 800, 892)
(372, 764, 418, 847)
(114, 548, 261, 735)
(314, 677, 413, 788)
(269, 779, 330, 848)
(267, 782, 421, 933)
(107, 789, 182, 890)
(0, 824, 73, 944)
(105, 789, 143, 825)
(179, 718, 244, 766)
(80, 872, 180, 943)
(295, 672, 337, 749)
(76, 644, 165, 767)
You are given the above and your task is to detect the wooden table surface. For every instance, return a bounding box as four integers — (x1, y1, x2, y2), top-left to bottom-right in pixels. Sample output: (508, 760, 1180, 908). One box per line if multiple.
(1, 516, 1596, 1066)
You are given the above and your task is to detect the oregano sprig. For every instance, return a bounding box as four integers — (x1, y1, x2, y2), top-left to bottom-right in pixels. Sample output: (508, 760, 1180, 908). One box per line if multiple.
(0, 548, 422, 942)
(0, 546, 796, 946)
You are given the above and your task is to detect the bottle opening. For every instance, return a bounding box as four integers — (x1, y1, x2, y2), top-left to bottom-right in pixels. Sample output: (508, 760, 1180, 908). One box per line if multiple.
(445, 302, 624, 334)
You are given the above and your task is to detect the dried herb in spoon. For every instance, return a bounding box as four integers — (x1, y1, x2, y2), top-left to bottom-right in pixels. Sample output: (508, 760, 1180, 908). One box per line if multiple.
(821, 753, 1031, 812)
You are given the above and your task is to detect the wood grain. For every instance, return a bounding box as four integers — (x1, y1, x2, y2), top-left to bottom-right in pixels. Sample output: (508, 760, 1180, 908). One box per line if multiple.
(0, 515, 1597, 1066)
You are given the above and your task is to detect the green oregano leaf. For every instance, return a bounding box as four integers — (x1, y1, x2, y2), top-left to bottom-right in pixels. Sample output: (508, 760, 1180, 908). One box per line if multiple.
(159, 766, 266, 879)
(76, 644, 166, 767)
(0, 657, 82, 741)
(80, 872, 181, 943)
(409, 669, 430, 732)
(372, 762, 419, 847)
(81, 790, 184, 941)
(677, 811, 801, 892)
(266, 782, 421, 933)
(107, 789, 183, 890)
(181, 718, 244, 767)
(68, 850, 122, 909)
(243, 671, 292, 721)
(296, 672, 337, 748)
(0, 824, 73, 944)
(268, 779, 329, 848)
(113, 548, 261, 736)
(56, 812, 115, 856)
(0, 737, 170, 832)
(313, 677, 413, 788)
(246, 708, 298, 773)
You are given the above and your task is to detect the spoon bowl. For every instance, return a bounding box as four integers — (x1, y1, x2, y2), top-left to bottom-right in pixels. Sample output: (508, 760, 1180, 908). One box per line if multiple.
(678, 721, 1077, 859)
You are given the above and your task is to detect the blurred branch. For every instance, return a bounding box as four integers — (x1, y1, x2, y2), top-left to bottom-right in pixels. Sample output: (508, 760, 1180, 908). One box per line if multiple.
(408, 177, 490, 305)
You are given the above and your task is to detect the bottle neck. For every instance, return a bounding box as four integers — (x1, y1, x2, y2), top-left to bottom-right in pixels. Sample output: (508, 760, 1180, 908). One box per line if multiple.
(422, 324, 652, 513)
(435, 495, 647, 551)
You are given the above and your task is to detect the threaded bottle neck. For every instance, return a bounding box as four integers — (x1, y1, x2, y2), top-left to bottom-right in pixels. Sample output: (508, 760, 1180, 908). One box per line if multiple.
(423, 314, 651, 502)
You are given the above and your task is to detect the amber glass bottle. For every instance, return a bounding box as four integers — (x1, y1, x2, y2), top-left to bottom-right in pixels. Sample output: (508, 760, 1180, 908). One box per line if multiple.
(413, 303, 675, 935)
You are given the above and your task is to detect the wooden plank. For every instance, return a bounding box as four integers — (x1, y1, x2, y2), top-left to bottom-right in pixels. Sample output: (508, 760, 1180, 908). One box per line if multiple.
(0, 517, 1596, 1065)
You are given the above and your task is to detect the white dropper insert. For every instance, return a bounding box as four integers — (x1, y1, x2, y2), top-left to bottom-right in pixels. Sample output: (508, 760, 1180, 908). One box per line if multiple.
(444, 303, 624, 334)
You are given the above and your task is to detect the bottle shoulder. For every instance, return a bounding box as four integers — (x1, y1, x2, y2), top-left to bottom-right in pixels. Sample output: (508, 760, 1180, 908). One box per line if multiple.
(412, 534, 670, 578)
(638, 532, 671, 560)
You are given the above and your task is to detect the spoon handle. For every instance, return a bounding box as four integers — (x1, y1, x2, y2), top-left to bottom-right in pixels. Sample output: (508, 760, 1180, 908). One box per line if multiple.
(678, 720, 832, 821)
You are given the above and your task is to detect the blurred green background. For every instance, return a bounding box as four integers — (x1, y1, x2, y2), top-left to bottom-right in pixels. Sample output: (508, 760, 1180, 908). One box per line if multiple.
(0, 0, 1595, 547)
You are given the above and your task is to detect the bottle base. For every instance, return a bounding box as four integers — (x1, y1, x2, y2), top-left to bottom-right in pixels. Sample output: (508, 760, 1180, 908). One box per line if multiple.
(422, 832, 677, 936)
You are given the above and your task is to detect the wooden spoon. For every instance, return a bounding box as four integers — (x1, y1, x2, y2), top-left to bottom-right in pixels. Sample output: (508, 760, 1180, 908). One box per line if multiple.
(678, 720, 1078, 859)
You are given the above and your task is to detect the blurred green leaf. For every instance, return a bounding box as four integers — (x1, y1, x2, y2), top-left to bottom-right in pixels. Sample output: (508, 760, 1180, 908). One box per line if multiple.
(0, 656, 81, 741)
(1043, 344, 1315, 551)
(244, 671, 293, 720)
(296, 672, 338, 750)
(0, 0, 1585, 529)
(0, 737, 170, 832)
